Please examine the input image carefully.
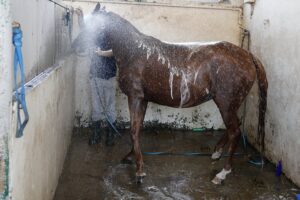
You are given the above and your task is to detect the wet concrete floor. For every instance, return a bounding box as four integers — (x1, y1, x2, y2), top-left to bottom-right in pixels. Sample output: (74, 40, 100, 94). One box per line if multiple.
(54, 128, 299, 200)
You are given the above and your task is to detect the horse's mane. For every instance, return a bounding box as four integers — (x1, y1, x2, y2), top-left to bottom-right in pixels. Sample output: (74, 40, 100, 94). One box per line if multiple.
(106, 11, 170, 50)
(106, 12, 141, 36)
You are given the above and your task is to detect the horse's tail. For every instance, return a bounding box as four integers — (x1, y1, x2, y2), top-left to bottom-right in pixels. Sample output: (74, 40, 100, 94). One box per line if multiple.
(252, 54, 268, 156)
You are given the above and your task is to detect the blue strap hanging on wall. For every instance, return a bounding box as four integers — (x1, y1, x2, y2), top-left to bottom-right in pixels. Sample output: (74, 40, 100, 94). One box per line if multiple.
(12, 26, 29, 138)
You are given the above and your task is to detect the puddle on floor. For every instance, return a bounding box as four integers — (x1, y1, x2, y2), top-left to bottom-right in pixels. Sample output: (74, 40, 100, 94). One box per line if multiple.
(54, 128, 299, 200)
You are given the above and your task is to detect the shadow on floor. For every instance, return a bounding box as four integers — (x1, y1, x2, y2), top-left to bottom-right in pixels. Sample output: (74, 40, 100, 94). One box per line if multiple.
(54, 128, 299, 200)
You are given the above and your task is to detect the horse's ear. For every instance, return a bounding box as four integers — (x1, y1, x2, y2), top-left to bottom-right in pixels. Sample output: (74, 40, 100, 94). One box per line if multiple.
(93, 2, 101, 13)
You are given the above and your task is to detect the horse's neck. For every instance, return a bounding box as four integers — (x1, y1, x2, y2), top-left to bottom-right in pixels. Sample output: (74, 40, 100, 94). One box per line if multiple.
(110, 31, 164, 65)
(106, 15, 153, 62)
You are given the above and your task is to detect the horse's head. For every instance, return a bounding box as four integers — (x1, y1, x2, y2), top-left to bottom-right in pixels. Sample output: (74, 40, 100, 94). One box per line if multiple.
(72, 3, 112, 56)
(85, 3, 109, 33)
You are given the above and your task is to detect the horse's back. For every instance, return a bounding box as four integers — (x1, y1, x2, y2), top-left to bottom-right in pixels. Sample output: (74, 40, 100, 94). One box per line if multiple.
(119, 39, 257, 108)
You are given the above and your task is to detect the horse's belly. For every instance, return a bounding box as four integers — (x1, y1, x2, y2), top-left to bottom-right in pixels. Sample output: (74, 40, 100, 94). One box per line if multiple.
(142, 63, 212, 107)
(144, 92, 181, 107)
(144, 84, 212, 108)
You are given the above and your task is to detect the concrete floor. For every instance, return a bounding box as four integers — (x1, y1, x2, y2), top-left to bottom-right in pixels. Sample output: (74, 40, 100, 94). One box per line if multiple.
(54, 128, 299, 200)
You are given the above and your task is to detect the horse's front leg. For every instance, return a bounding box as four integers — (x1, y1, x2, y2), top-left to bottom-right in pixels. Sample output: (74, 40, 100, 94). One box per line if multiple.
(211, 133, 228, 160)
(127, 97, 148, 183)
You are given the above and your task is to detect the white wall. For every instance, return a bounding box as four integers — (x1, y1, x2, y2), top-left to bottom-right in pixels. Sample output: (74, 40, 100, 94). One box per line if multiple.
(66, 1, 242, 129)
(8, 1, 76, 200)
(11, 0, 71, 81)
(9, 56, 76, 200)
(243, 0, 300, 186)
(64, 0, 244, 7)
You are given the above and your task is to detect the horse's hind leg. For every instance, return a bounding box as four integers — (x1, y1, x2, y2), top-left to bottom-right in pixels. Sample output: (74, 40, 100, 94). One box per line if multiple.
(212, 96, 243, 184)
(121, 146, 134, 164)
(212, 112, 241, 184)
(127, 97, 148, 183)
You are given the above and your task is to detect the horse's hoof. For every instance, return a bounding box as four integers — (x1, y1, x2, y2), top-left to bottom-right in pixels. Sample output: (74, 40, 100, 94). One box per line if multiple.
(211, 168, 232, 184)
(211, 149, 223, 160)
(211, 176, 222, 185)
(136, 176, 144, 184)
(136, 172, 146, 184)
(121, 158, 133, 165)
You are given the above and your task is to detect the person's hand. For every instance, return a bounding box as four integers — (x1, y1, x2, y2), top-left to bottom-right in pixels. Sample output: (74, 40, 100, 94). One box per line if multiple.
(75, 7, 83, 17)
(75, 7, 85, 28)
(12, 21, 21, 28)
(95, 47, 101, 55)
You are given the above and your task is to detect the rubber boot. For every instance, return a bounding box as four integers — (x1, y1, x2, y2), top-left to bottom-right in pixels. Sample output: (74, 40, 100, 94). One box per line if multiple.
(105, 122, 116, 146)
(89, 121, 102, 145)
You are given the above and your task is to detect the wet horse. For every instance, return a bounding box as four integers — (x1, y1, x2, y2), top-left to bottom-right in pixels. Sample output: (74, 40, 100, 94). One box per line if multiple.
(76, 3, 268, 184)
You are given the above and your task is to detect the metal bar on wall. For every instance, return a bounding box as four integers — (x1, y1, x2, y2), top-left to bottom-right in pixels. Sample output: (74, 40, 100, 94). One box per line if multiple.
(62, 0, 242, 11)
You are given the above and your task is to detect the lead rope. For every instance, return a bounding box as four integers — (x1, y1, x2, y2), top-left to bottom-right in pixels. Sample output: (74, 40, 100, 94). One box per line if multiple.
(12, 25, 29, 138)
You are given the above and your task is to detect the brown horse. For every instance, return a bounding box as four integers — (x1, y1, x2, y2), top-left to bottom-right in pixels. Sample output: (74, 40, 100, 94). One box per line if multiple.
(76, 3, 268, 184)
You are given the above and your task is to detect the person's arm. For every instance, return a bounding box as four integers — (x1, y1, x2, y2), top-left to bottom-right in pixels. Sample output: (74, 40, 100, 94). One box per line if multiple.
(75, 7, 85, 29)
(95, 47, 114, 57)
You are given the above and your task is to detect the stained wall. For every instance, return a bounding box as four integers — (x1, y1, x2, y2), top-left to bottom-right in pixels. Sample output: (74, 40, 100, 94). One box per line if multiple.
(243, 0, 300, 186)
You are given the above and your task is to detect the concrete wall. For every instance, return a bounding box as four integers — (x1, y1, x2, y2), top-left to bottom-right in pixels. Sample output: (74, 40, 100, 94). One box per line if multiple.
(9, 56, 76, 200)
(8, 1, 76, 200)
(65, 0, 244, 7)
(11, 0, 71, 81)
(243, 0, 300, 186)
(0, 1, 12, 198)
(66, 1, 242, 129)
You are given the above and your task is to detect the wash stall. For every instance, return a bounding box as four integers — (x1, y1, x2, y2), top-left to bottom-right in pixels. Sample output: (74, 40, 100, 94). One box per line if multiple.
(0, 0, 299, 199)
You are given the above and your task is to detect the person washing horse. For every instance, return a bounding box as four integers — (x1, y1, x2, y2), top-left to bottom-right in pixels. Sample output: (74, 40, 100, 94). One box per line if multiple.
(73, 5, 118, 146)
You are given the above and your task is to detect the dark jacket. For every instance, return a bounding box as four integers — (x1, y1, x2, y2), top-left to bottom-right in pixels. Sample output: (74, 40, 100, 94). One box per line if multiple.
(90, 35, 117, 80)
